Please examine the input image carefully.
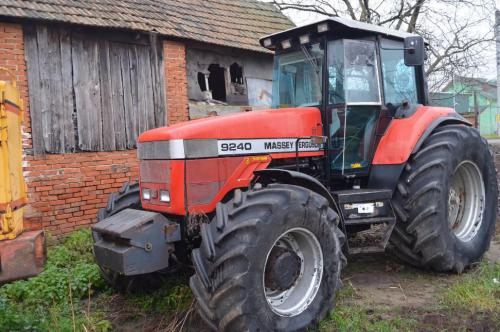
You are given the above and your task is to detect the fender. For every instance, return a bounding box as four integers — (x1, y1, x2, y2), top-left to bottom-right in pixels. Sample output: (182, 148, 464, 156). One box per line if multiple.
(372, 106, 470, 165)
(254, 169, 335, 208)
(411, 115, 471, 154)
(368, 109, 471, 191)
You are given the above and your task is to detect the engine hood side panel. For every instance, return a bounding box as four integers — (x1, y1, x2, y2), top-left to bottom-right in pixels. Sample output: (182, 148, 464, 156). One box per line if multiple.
(138, 107, 323, 142)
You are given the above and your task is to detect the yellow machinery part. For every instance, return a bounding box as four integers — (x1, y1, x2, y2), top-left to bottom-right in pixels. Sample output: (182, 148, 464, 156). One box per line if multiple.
(0, 69, 27, 241)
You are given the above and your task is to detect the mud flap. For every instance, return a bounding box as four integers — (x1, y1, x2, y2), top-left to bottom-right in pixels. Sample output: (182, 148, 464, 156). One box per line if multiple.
(92, 209, 180, 276)
(0, 230, 46, 283)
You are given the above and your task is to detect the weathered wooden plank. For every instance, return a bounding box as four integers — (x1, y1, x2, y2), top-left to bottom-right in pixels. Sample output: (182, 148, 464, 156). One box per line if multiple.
(140, 45, 155, 132)
(149, 34, 166, 128)
(87, 37, 103, 151)
(35, 25, 53, 153)
(59, 27, 76, 153)
(71, 36, 84, 150)
(127, 45, 139, 147)
(46, 26, 65, 153)
(109, 42, 127, 150)
(98, 39, 116, 151)
(119, 44, 135, 149)
(23, 25, 44, 155)
(134, 45, 146, 137)
(72, 34, 103, 151)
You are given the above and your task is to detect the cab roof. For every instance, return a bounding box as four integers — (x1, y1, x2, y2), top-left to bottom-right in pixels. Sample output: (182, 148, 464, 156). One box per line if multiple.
(259, 17, 425, 50)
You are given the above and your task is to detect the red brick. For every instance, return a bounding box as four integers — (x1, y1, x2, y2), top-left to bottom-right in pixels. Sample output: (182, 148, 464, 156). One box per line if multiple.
(163, 40, 189, 125)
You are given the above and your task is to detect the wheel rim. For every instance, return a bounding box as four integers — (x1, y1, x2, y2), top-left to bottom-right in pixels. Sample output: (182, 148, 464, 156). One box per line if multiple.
(448, 161, 485, 242)
(263, 227, 323, 317)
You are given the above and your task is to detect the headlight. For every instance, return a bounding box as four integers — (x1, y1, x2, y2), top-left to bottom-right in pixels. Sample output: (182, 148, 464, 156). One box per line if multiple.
(160, 190, 170, 203)
(142, 188, 152, 200)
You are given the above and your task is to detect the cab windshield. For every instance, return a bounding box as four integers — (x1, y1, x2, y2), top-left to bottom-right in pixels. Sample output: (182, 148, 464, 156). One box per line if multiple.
(272, 43, 324, 108)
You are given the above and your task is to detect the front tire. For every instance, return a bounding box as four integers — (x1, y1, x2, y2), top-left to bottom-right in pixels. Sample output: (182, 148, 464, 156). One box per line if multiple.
(190, 184, 345, 331)
(390, 125, 498, 272)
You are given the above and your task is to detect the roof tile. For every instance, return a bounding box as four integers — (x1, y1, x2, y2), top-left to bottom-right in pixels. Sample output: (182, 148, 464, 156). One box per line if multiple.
(0, 0, 294, 52)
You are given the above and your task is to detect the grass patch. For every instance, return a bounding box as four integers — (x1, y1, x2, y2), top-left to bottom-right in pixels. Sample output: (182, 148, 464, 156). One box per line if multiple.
(319, 283, 417, 332)
(125, 280, 193, 314)
(0, 229, 110, 331)
(441, 262, 500, 313)
(0, 229, 194, 331)
(482, 134, 500, 139)
(321, 306, 417, 332)
(321, 262, 500, 331)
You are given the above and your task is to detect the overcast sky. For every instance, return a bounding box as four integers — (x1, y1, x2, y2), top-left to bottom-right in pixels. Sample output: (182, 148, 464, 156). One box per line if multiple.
(265, 1, 498, 81)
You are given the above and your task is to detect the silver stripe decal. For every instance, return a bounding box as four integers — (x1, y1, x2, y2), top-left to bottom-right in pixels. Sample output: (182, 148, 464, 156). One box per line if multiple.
(217, 138, 322, 156)
(138, 138, 323, 160)
(169, 139, 185, 159)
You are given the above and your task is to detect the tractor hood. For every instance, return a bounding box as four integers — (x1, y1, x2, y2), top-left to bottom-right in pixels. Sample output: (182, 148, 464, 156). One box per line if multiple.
(137, 107, 324, 160)
(138, 107, 322, 142)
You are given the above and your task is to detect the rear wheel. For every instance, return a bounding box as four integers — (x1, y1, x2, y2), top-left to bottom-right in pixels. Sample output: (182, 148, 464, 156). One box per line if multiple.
(93, 182, 167, 293)
(390, 125, 498, 272)
(190, 184, 345, 331)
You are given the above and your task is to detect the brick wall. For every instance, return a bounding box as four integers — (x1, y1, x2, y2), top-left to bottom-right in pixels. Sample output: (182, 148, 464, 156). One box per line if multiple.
(24, 152, 139, 235)
(1, 21, 190, 236)
(164, 40, 189, 124)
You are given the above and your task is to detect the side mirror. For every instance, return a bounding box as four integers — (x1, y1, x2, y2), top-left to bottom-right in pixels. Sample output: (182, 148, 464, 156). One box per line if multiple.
(404, 36, 425, 66)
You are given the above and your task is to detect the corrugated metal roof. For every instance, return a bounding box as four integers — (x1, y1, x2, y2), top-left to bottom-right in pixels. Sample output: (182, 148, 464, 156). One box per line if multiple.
(0, 0, 294, 53)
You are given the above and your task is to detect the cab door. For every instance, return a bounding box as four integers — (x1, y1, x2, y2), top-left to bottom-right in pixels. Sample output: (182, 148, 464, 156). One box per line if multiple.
(326, 38, 382, 177)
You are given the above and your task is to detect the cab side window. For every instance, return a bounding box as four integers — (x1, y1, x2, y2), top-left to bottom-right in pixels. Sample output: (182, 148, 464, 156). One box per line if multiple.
(380, 39, 418, 105)
(344, 40, 380, 104)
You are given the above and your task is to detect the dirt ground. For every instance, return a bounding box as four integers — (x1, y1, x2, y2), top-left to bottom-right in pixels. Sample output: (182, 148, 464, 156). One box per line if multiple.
(334, 228, 500, 332)
(108, 229, 500, 332)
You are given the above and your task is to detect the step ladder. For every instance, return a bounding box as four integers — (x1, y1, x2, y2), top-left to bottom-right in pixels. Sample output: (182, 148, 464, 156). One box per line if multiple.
(332, 189, 396, 255)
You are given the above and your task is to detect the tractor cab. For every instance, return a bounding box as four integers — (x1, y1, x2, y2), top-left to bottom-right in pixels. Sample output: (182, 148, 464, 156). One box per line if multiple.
(261, 17, 426, 178)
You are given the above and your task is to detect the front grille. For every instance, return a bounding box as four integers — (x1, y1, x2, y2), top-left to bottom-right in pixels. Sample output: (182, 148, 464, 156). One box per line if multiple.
(137, 141, 171, 160)
(140, 160, 170, 183)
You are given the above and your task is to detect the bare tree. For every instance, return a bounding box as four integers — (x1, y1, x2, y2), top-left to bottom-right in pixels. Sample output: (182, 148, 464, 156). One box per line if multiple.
(269, 0, 496, 91)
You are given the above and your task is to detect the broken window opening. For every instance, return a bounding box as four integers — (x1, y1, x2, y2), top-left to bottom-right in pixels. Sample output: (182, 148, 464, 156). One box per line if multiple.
(198, 72, 207, 91)
(208, 64, 227, 102)
(230, 62, 244, 84)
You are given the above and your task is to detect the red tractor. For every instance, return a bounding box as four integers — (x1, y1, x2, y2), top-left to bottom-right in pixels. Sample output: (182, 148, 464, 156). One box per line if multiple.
(92, 18, 498, 331)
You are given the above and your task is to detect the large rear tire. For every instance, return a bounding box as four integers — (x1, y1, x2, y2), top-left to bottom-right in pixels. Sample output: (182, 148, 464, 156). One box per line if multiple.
(93, 182, 167, 293)
(390, 125, 498, 272)
(190, 184, 345, 331)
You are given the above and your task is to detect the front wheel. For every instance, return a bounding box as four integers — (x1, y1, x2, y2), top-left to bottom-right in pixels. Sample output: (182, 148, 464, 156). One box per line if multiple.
(390, 125, 498, 272)
(190, 184, 345, 331)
